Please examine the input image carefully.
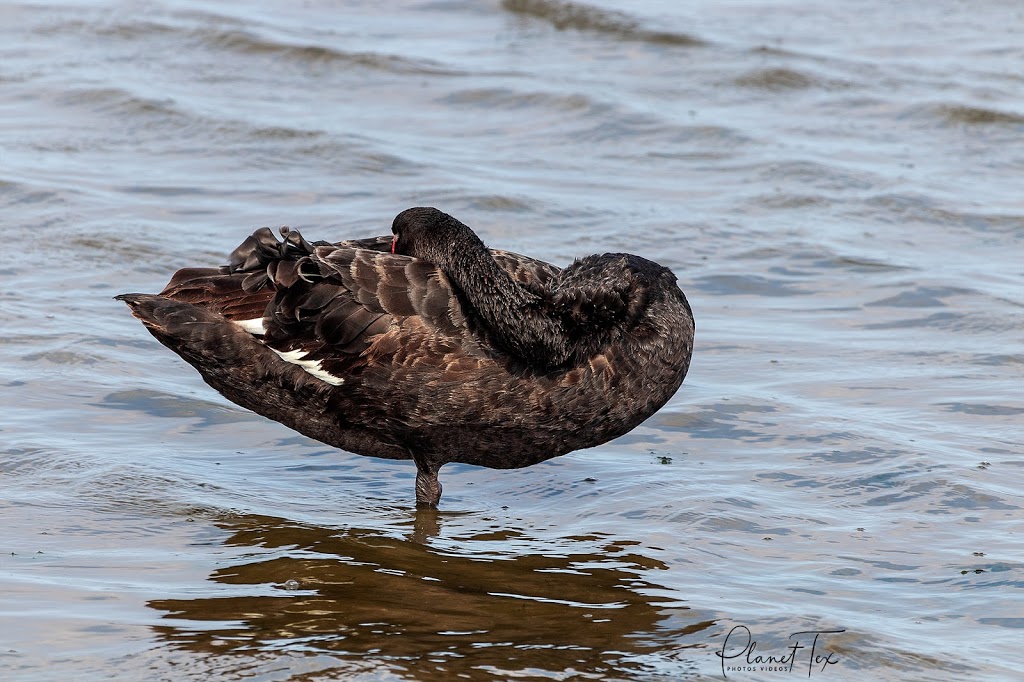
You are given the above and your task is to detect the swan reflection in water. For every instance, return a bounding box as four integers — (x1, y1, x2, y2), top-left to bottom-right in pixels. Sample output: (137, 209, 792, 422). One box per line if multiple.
(147, 511, 714, 679)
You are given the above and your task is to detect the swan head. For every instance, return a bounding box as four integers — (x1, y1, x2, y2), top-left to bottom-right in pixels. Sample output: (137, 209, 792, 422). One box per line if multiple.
(391, 207, 484, 264)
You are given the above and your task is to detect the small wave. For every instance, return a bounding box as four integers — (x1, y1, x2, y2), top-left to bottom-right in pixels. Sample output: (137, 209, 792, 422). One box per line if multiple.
(43, 15, 462, 76)
(865, 285, 974, 309)
(440, 87, 597, 112)
(199, 28, 462, 75)
(661, 400, 779, 443)
(21, 349, 100, 366)
(33, 17, 160, 40)
(463, 195, 535, 212)
(569, 112, 710, 146)
(753, 193, 830, 209)
(54, 86, 369, 159)
(938, 104, 1024, 126)
(800, 446, 898, 465)
(502, 0, 705, 47)
(99, 388, 260, 427)
(936, 482, 1020, 512)
(867, 193, 1024, 234)
(937, 403, 1024, 417)
(826, 256, 910, 273)
(734, 68, 816, 91)
(757, 159, 879, 192)
(290, 139, 423, 175)
(247, 125, 322, 141)
(859, 310, 1019, 333)
(61, 86, 183, 120)
(695, 274, 804, 298)
(972, 353, 1024, 367)
(0, 445, 53, 476)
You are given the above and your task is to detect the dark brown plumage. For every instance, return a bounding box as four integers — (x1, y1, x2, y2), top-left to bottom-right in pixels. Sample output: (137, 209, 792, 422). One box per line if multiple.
(117, 207, 695, 507)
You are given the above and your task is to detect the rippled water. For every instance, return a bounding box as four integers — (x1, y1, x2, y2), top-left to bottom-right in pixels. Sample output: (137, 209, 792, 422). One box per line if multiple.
(2, 1, 1022, 680)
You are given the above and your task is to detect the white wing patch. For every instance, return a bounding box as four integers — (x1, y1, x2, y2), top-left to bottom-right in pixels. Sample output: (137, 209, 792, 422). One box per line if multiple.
(234, 317, 266, 335)
(235, 318, 344, 386)
(270, 347, 345, 386)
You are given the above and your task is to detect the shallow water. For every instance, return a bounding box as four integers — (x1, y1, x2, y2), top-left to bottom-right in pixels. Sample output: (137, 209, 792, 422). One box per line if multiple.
(2, 0, 1022, 680)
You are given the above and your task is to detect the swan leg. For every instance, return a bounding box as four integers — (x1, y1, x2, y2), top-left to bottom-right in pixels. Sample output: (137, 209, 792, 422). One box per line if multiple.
(415, 462, 442, 508)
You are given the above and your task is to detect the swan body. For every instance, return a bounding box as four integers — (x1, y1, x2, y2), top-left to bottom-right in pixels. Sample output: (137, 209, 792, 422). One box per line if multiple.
(118, 207, 694, 507)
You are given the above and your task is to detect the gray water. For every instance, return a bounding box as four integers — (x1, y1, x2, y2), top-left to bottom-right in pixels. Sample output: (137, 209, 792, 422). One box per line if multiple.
(2, 1, 1022, 680)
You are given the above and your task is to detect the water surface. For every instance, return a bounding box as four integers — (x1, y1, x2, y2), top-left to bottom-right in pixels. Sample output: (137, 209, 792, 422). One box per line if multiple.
(2, 1, 1022, 679)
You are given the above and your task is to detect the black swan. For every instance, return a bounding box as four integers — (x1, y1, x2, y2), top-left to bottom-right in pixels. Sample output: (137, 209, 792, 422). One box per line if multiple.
(117, 207, 694, 507)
